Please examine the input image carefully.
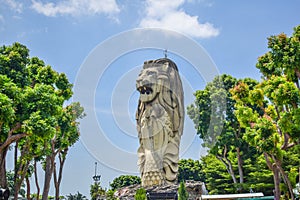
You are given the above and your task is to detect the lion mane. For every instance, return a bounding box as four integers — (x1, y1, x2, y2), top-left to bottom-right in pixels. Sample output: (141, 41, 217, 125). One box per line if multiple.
(136, 58, 184, 136)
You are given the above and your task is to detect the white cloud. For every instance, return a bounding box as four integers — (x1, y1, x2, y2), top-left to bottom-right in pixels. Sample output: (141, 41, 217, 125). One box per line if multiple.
(139, 0, 219, 38)
(31, 0, 120, 17)
(2, 0, 23, 13)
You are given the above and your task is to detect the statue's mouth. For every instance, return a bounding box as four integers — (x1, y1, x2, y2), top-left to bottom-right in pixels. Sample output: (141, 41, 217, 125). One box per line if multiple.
(137, 84, 153, 95)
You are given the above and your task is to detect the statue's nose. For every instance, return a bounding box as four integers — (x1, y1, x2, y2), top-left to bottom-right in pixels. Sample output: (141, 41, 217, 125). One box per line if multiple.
(136, 79, 141, 86)
(136, 75, 143, 82)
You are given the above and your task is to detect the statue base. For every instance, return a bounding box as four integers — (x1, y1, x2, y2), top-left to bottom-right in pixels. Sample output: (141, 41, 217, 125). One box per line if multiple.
(114, 180, 207, 200)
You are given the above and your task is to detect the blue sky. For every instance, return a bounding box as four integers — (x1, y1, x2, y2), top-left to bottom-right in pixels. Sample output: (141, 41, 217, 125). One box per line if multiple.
(1, 0, 300, 198)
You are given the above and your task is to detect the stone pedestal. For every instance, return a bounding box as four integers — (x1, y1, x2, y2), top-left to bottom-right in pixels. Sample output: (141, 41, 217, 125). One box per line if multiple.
(114, 181, 206, 200)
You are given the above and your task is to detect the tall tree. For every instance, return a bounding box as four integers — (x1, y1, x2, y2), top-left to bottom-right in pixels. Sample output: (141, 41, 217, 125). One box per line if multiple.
(231, 25, 300, 199)
(188, 74, 258, 191)
(53, 102, 85, 200)
(15, 75, 65, 199)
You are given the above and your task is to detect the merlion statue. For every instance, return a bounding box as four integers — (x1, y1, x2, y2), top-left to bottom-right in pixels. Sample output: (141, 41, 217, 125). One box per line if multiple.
(136, 58, 184, 187)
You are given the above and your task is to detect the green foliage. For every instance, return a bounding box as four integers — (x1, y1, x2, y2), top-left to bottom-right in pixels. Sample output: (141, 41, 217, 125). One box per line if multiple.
(231, 25, 300, 199)
(0, 42, 84, 197)
(0, 43, 29, 87)
(186, 29, 300, 193)
(110, 175, 141, 191)
(187, 75, 230, 147)
(134, 188, 146, 200)
(188, 74, 267, 192)
(178, 182, 189, 200)
(178, 159, 205, 182)
(66, 192, 87, 200)
(201, 154, 235, 194)
(281, 145, 300, 189)
(257, 26, 300, 83)
(242, 155, 274, 195)
(189, 73, 275, 194)
(90, 182, 105, 200)
(106, 189, 117, 200)
(55, 102, 85, 150)
(6, 171, 25, 197)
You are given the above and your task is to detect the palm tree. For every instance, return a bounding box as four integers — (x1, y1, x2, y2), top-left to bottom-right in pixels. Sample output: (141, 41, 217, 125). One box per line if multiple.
(66, 191, 87, 200)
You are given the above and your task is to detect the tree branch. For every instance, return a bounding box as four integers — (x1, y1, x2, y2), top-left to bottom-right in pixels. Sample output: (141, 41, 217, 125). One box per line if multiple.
(0, 132, 27, 152)
(281, 133, 295, 150)
(8, 122, 21, 137)
(263, 152, 273, 171)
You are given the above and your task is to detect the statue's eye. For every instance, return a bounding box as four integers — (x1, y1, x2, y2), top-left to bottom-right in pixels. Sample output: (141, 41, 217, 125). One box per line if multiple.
(147, 71, 156, 75)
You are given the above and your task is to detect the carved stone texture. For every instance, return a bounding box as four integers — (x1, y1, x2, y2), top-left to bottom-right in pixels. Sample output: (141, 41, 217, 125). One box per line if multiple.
(114, 181, 206, 200)
(136, 58, 184, 187)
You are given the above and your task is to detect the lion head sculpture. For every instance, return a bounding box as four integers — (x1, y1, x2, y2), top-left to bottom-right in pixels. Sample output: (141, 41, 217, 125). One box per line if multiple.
(136, 58, 184, 136)
(136, 58, 184, 186)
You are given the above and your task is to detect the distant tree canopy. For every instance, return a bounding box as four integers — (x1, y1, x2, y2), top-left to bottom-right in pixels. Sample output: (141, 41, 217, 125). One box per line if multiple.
(110, 175, 141, 191)
(66, 191, 87, 200)
(178, 159, 205, 183)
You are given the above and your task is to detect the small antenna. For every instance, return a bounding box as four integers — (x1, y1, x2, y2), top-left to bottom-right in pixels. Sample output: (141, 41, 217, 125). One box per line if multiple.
(94, 162, 97, 177)
(164, 49, 168, 58)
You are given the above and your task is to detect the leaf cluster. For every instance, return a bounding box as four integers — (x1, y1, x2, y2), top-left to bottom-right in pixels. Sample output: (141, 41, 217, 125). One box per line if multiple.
(178, 182, 189, 200)
(134, 188, 146, 200)
(110, 175, 141, 191)
(178, 159, 205, 182)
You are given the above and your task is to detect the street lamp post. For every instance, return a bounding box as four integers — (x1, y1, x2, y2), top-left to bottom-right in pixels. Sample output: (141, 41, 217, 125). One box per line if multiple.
(92, 162, 103, 200)
(93, 162, 101, 183)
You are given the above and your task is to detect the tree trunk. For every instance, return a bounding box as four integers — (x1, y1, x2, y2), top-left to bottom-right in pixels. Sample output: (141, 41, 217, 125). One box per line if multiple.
(217, 145, 238, 185)
(14, 157, 30, 200)
(14, 146, 26, 199)
(26, 176, 31, 200)
(264, 153, 280, 200)
(54, 150, 67, 200)
(273, 164, 280, 200)
(0, 148, 8, 188)
(42, 155, 55, 200)
(274, 158, 295, 199)
(14, 141, 18, 191)
(236, 147, 244, 184)
(0, 124, 24, 189)
(217, 155, 238, 184)
(226, 157, 238, 184)
(54, 162, 59, 200)
(34, 160, 40, 200)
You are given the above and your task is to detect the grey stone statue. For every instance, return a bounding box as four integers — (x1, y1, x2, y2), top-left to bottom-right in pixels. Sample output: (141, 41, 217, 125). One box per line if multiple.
(136, 58, 184, 187)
